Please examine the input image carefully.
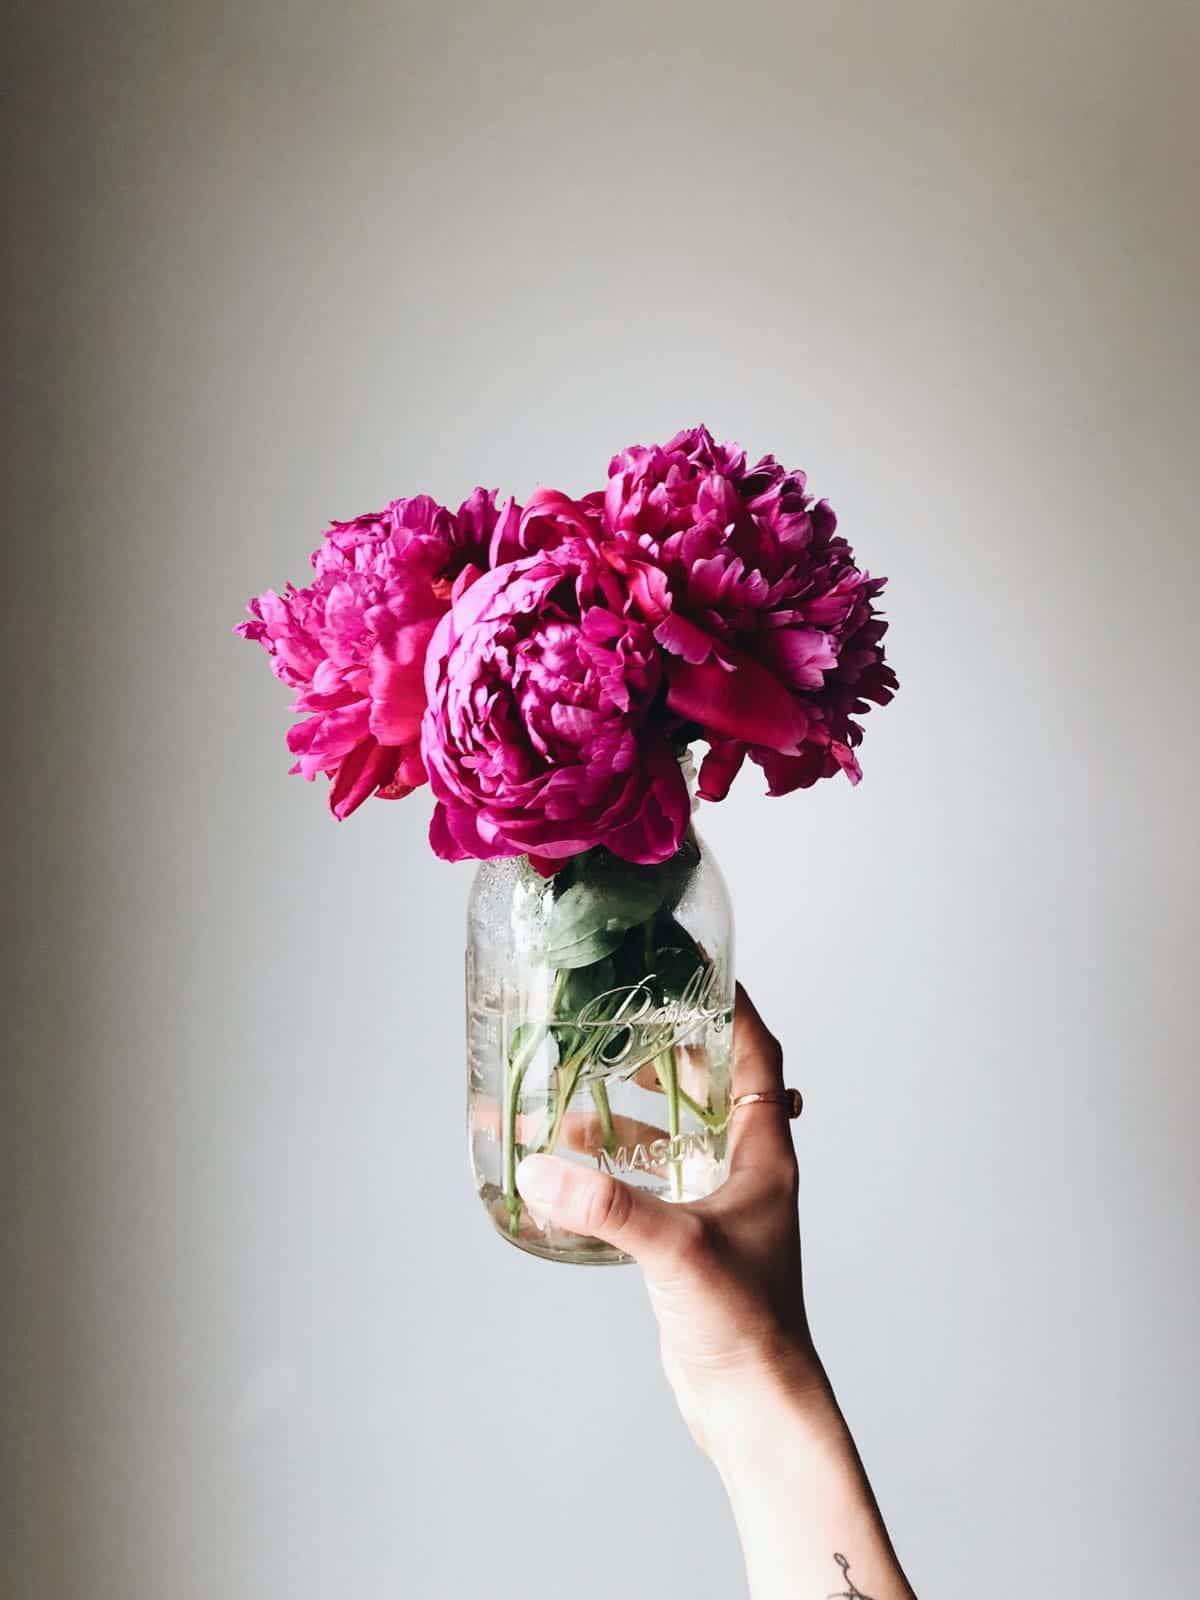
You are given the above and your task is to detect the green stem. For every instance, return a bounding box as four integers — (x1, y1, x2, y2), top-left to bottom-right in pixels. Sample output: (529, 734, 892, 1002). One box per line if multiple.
(677, 1085, 731, 1132)
(591, 1079, 617, 1154)
(502, 1030, 541, 1235)
(542, 1054, 585, 1154)
(501, 970, 568, 1236)
(654, 1048, 684, 1200)
(643, 916, 683, 1196)
(502, 1060, 525, 1236)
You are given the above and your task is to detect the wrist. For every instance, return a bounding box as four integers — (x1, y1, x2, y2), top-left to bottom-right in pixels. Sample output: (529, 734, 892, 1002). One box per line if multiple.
(690, 1340, 841, 1474)
(702, 1355, 917, 1600)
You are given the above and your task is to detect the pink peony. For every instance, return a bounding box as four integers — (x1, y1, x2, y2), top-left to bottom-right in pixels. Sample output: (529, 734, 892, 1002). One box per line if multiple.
(601, 426, 897, 800)
(237, 427, 897, 846)
(237, 489, 517, 818)
(488, 485, 606, 565)
(421, 540, 690, 869)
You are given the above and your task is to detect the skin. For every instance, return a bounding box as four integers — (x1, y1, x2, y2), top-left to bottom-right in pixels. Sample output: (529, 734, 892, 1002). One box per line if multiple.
(515, 985, 918, 1600)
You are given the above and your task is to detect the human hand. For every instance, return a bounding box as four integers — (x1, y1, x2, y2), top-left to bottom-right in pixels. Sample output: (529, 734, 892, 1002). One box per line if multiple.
(515, 985, 917, 1600)
(514, 984, 820, 1453)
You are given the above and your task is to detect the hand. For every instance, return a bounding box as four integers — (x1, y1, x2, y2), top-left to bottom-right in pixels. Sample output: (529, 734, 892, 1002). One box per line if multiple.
(517, 983, 818, 1450)
(515, 985, 917, 1600)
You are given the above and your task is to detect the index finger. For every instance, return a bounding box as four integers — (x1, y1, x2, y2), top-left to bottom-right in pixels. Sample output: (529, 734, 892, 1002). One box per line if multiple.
(728, 983, 798, 1173)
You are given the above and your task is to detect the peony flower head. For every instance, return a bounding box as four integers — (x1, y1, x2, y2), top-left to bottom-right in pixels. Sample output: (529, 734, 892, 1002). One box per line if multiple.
(237, 426, 897, 847)
(237, 489, 515, 818)
(600, 428, 897, 801)
(421, 540, 690, 870)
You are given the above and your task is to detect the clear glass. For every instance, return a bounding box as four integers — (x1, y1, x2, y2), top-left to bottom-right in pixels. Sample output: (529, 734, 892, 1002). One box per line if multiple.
(467, 822, 734, 1265)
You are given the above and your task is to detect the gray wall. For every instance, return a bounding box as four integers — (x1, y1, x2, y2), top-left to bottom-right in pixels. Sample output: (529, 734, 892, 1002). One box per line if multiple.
(4, 2, 1197, 1597)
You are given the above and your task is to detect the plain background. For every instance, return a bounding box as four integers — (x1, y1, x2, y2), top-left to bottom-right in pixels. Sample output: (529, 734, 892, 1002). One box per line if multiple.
(3, 1, 1198, 1596)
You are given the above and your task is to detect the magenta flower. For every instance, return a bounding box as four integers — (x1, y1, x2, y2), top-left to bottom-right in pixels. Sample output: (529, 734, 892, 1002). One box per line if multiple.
(489, 485, 606, 565)
(237, 490, 516, 818)
(602, 426, 897, 800)
(421, 540, 690, 869)
(237, 427, 896, 846)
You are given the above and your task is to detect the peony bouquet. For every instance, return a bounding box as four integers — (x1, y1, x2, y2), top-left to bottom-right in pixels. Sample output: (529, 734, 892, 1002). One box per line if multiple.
(238, 427, 897, 1262)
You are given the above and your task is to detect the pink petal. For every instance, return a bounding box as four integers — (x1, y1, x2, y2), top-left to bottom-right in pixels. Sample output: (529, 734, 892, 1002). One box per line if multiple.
(604, 742, 690, 864)
(428, 801, 470, 860)
(757, 627, 838, 691)
(367, 627, 435, 744)
(665, 652, 808, 755)
(329, 740, 399, 820)
(653, 612, 721, 665)
(287, 700, 370, 760)
(697, 739, 746, 801)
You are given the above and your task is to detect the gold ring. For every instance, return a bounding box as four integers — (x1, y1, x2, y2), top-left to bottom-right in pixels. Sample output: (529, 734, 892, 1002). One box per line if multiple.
(731, 1087, 803, 1118)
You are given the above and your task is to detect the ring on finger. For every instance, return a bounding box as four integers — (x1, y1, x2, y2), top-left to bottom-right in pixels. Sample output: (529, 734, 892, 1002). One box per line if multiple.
(731, 1087, 803, 1118)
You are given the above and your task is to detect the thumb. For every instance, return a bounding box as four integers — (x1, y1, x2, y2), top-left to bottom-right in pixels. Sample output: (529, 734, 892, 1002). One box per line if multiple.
(516, 1154, 691, 1271)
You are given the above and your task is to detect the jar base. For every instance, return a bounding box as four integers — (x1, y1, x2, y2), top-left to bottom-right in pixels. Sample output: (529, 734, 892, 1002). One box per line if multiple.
(481, 1190, 633, 1265)
(498, 1227, 633, 1267)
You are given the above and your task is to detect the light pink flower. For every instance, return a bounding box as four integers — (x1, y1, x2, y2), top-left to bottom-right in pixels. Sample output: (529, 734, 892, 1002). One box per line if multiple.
(237, 490, 516, 818)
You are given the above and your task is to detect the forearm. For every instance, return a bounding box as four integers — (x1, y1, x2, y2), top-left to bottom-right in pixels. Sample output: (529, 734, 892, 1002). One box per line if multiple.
(704, 1357, 916, 1600)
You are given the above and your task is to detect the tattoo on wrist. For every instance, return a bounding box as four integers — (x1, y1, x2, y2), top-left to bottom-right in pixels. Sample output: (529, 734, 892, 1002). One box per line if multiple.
(829, 1552, 875, 1599)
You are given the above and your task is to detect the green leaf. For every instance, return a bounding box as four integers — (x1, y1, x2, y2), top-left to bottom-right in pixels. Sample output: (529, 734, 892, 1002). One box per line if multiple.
(542, 852, 679, 965)
(550, 956, 616, 1058)
(543, 923, 628, 970)
(648, 912, 707, 1001)
(554, 957, 617, 1018)
(604, 910, 706, 1003)
(506, 1019, 546, 1074)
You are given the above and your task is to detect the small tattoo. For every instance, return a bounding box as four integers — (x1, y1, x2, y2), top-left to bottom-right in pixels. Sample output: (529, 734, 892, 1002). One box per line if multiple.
(829, 1552, 875, 1599)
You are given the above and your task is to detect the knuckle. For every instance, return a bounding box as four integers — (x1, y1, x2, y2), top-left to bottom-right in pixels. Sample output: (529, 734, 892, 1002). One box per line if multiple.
(583, 1174, 632, 1239)
(753, 1147, 799, 1206)
(740, 1024, 784, 1079)
(774, 1155, 801, 1206)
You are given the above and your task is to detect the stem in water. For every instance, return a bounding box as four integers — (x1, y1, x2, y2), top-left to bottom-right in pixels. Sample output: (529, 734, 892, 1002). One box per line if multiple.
(654, 1047, 684, 1200)
(501, 972, 567, 1235)
(590, 1079, 617, 1154)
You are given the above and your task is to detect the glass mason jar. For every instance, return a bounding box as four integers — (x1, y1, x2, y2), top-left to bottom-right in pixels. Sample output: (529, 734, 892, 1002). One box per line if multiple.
(466, 795, 734, 1265)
